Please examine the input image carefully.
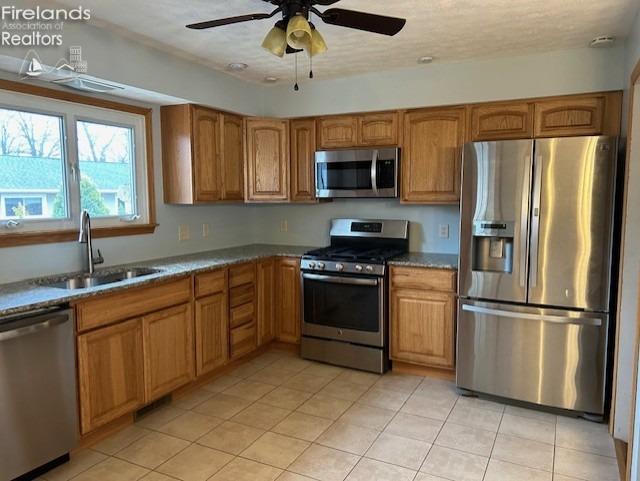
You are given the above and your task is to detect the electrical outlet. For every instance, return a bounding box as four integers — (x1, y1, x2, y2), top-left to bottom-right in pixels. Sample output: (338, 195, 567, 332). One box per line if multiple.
(439, 224, 450, 239)
(178, 224, 190, 241)
(280, 219, 288, 233)
(202, 223, 210, 238)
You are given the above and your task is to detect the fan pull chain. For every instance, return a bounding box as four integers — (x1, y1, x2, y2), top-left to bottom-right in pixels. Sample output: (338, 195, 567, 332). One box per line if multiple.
(309, 51, 313, 79)
(294, 52, 299, 91)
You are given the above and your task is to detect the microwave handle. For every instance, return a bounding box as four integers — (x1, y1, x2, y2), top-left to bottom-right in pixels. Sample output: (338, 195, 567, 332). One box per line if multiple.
(370, 150, 379, 194)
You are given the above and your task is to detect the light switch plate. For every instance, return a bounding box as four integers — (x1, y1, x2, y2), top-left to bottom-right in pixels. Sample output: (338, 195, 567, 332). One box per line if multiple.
(439, 224, 450, 239)
(202, 223, 210, 238)
(280, 219, 288, 233)
(178, 224, 190, 241)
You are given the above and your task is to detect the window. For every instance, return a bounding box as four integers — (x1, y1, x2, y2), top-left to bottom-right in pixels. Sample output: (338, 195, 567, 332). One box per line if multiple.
(0, 86, 153, 243)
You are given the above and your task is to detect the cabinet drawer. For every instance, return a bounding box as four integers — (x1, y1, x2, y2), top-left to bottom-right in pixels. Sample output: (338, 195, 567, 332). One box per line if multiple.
(390, 267, 456, 292)
(195, 269, 227, 298)
(230, 321, 257, 359)
(229, 263, 256, 288)
(230, 302, 255, 329)
(230, 284, 254, 308)
(76, 277, 192, 332)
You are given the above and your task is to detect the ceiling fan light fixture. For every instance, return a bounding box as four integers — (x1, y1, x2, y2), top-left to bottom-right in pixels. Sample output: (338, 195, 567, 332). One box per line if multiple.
(286, 14, 312, 51)
(262, 21, 287, 57)
(310, 26, 328, 57)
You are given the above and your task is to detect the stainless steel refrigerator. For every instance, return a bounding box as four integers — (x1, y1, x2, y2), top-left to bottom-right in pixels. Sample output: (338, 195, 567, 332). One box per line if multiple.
(457, 136, 617, 416)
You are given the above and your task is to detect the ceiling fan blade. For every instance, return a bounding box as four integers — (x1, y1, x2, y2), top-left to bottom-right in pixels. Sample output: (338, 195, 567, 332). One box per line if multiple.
(312, 0, 342, 5)
(320, 8, 406, 36)
(186, 12, 273, 30)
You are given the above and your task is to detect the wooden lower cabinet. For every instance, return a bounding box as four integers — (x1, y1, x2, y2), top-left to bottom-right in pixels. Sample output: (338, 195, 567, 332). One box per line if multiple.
(257, 258, 276, 345)
(390, 267, 457, 370)
(142, 303, 195, 401)
(77, 318, 144, 434)
(195, 293, 228, 376)
(276, 257, 301, 343)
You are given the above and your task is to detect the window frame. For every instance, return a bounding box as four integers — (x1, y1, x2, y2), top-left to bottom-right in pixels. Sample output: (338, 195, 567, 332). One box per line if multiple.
(0, 79, 156, 247)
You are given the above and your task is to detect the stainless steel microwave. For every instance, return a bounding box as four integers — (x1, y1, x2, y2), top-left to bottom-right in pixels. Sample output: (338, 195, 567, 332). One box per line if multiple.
(315, 148, 400, 198)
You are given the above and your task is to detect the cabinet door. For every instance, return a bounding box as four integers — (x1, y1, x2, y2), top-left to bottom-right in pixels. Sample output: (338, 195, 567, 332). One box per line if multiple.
(143, 304, 194, 401)
(402, 108, 465, 203)
(290, 119, 317, 202)
(221, 114, 245, 200)
(245, 118, 290, 201)
(390, 289, 455, 369)
(195, 293, 228, 376)
(358, 112, 399, 146)
(192, 106, 222, 201)
(317, 116, 358, 149)
(257, 258, 276, 345)
(534, 96, 605, 137)
(276, 258, 301, 343)
(77, 319, 144, 434)
(470, 102, 534, 141)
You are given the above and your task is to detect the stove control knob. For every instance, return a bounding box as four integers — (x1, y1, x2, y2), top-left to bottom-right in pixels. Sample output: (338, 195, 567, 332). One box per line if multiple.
(335, 263, 344, 272)
(365, 265, 374, 273)
(308, 261, 316, 269)
(317, 262, 325, 270)
(355, 264, 363, 272)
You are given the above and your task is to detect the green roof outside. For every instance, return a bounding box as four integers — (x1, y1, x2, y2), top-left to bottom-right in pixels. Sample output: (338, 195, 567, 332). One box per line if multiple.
(0, 155, 130, 192)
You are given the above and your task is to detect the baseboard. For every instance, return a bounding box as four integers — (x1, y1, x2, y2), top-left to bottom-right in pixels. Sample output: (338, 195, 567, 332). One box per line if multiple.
(391, 360, 456, 381)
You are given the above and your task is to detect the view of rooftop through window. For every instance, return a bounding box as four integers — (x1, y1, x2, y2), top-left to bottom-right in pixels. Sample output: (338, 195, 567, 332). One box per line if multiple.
(0, 107, 136, 221)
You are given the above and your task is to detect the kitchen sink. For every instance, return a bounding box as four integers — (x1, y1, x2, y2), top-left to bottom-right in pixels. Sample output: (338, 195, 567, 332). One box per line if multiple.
(39, 267, 162, 290)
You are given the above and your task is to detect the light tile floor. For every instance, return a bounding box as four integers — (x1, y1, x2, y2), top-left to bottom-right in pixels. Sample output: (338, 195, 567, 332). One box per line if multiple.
(40, 349, 621, 481)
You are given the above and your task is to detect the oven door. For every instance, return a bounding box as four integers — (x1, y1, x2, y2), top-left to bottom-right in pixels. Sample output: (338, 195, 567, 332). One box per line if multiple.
(301, 272, 385, 347)
(315, 149, 398, 198)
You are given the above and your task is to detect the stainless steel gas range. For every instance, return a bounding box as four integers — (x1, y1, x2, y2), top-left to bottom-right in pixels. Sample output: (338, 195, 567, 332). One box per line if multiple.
(300, 218, 409, 373)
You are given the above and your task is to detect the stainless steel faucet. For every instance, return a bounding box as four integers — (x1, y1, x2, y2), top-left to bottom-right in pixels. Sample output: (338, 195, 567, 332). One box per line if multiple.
(79, 210, 104, 275)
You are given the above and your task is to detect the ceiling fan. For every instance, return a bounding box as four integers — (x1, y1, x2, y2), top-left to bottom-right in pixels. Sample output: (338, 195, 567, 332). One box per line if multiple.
(186, 0, 406, 59)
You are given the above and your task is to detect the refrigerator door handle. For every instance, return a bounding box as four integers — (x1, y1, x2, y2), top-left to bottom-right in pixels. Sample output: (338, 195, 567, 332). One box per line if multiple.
(529, 154, 543, 288)
(461, 304, 602, 327)
(519, 154, 532, 288)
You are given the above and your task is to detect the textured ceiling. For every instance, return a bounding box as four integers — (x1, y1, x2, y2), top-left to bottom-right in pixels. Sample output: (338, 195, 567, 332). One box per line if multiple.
(49, 0, 638, 83)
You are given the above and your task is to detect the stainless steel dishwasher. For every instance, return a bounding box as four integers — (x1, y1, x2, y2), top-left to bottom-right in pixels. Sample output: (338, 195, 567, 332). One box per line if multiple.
(0, 307, 78, 481)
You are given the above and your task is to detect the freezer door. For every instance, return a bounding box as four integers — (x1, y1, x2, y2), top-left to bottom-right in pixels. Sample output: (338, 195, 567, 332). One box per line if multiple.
(528, 136, 616, 311)
(456, 299, 608, 414)
(459, 140, 533, 303)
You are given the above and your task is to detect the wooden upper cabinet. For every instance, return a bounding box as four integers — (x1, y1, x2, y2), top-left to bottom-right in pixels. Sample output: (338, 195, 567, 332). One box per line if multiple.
(317, 116, 357, 149)
(276, 257, 301, 344)
(401, 107, 466, 204)
(290, 119, 317, 202)
(470, 102, 534, 141)
(533, 94, 613, 137)
(77, 319, 144, 434)
(245, 118, 290, 202)
(358, 112, 399, 146)
(192, 106, 222, 201)
(221, 114, 245, 200)
(161, 104, 244, 204)
(142, 303, 194, 402)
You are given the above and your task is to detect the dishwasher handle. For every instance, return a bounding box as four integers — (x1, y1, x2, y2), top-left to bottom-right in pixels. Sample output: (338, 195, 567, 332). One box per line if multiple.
(0, 312, 72, 342)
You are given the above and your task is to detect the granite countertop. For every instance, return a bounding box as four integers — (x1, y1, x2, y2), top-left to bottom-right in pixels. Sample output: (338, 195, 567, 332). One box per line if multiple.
(388, 252, 459, 270)
(0, 244, 458, 318)
(0, 244, 311, 318)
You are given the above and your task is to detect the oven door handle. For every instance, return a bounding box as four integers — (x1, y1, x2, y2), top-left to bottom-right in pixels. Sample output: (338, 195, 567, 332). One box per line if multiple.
(302, 273, 379, 286)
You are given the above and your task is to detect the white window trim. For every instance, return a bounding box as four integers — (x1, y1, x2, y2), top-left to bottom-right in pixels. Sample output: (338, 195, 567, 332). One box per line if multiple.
(0, 90, 150, 234)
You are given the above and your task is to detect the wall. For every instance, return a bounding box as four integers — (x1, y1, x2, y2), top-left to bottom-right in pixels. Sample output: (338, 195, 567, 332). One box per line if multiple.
(614, 7, 640, 444)
(262, 46, 626, 117)
(251, 201, 460, 254)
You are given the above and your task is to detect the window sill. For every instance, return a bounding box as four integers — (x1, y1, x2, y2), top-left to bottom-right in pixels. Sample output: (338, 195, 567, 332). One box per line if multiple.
(0, 224, 158, 248)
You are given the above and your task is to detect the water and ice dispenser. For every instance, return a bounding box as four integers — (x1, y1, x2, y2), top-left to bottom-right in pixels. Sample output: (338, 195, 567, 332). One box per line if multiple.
(471, 221, 514, 273)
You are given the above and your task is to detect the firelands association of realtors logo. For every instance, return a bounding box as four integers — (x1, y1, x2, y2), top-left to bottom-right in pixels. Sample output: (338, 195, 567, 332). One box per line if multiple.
(1, 5, 90, 46)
